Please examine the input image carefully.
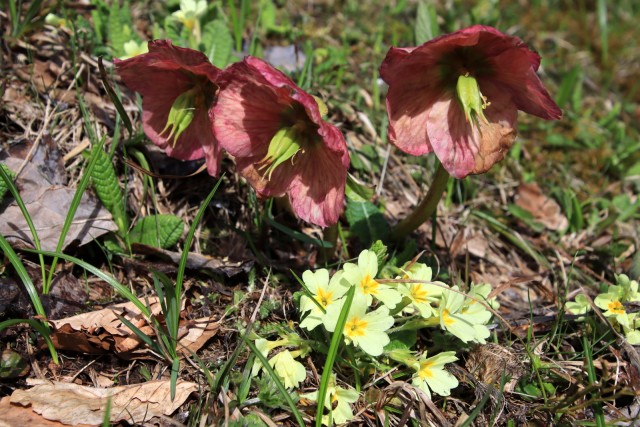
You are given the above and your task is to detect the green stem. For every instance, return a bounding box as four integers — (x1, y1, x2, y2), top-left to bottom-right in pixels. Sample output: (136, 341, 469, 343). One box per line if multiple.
(391, 161, 450, 241)
(319, 223, 338, 265)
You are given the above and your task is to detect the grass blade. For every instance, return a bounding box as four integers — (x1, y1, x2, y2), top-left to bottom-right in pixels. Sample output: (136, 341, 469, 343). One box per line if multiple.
(45, 136, 107, 292)
(98, 57, 133, 136)
(174, 177, 223, 339)
(243, 336, 305, 427)
(316, 285, 355, 427)
(0, 319, 58, 364)
(26, 248, 150, 317)
(583, 334, 606, 427)
(0, 235, 47, 319)
(0, 164, 46, 283)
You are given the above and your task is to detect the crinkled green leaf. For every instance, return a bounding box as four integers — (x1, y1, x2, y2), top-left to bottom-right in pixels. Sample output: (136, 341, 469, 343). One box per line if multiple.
(108, 0, 126, 57)
(129, 214, 184, 249)
(0, 164, 16, 201)
(88, 147, 128, 235)
(202, 19, 233, 68)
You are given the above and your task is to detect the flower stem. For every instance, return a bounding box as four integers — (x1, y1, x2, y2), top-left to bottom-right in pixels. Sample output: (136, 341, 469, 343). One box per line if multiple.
(391, 161, 451, 241)
(319, 223, 338, 264)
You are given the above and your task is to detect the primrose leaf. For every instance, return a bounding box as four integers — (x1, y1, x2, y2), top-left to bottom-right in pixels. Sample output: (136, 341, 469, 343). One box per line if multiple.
(129, 214, 184, 249)
(202, 19, 233, 68)
(346, 200, 390, 246)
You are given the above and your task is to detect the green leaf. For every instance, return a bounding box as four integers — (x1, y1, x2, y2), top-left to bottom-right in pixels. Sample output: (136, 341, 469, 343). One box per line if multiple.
(88, 146, 128, 235)
(369, 240, 388, 267)
(345, 173, 375, 202)
(346, 200, 390, 246)
(415, 1, 438, 44)
(263, 216, 333, 248)
(108, 0, 126, 57)
(0, 164, 16, 201)
(202, 19, 234, 68)
(385, 329, 418, 351)
(129, 214, 185, 249)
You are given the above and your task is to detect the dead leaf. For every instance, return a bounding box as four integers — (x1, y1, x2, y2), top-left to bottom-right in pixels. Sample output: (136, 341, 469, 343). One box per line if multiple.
(0, 396, 92, 427)
(514, 182, 568, 231)
(50, 297, 220, 358)
(0, 141, 117, 250)
(5, 379, 197, 426)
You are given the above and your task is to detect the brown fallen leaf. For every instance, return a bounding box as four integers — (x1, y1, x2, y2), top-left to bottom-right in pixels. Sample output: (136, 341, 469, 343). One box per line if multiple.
(514, 182, 568, 231)
(0, 396, 92, 427)
(6, 379, 197, 426)
(0, 141, 117, 251)
(49, 297, 220, 358)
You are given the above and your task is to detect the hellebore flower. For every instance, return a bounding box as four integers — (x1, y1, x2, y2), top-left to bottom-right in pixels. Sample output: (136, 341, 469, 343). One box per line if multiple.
(380, 25, 562, 179)
(115, 40, 222, 176)
(212, 56, 350, 227)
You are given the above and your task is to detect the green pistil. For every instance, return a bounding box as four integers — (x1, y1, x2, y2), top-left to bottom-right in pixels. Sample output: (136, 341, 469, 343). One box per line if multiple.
(161, 88, 200, 146)
(257, 125, 304, 180)
(456, 73, 490, 124)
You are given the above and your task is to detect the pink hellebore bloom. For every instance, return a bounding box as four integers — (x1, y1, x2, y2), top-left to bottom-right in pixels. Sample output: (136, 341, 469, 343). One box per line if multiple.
(212, 56, 350, 227)
(115, 40, 222, 176)
(381, 25, 562, 179)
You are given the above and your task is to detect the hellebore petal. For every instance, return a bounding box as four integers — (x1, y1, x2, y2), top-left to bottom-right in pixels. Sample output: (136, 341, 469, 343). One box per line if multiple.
(213, 56, 349, 227)
(115, 40, 222, 176)
(381, 25, 561, 178)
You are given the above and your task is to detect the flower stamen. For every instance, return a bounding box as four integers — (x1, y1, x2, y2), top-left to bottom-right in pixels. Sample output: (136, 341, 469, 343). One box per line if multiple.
(456, 73, 490, 125)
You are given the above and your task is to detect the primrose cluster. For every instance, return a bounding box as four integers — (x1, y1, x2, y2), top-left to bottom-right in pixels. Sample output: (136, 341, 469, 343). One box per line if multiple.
(251, 247, 499, 424)
(567, 274, 640, 344)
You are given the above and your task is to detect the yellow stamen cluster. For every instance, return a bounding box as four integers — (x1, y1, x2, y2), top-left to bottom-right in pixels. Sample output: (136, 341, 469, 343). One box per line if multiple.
(360, 274, 380, 295)
(344, 317, 368, 338)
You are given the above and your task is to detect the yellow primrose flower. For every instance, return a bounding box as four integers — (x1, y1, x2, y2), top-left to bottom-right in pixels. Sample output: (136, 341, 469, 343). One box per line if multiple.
(301, 375, 359, 425)
(595, 292, 632, 329)
(173, 0, 206, 32)
(438, 285, 492, 344)
(566, 294, 591, 316)
(269, 350, 307, 389)
(300, 269, 348, 331)
(410, 351, 459, 399)
(397, 263, 444, 318)
(120, 40, 149, 60)
(324, 295, 394, 356)
(342, 249, 402, 309)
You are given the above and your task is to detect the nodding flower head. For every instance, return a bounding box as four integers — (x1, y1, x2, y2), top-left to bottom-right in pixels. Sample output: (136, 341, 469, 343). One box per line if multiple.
(115, 40, 222, 176)
(381, 25, 561, 179)
(213, 56, 349, 227)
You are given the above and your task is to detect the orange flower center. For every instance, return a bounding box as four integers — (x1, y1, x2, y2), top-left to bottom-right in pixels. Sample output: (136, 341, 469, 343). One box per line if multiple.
(316, 288, 333, 307)
(418, 360, 434, 380)
(344, 317, 368, 338)
(410, 284, 429, 304)
(441, 309, 454, 326)
(608, 300, 625, 315)
(360, 274, 379, 295)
